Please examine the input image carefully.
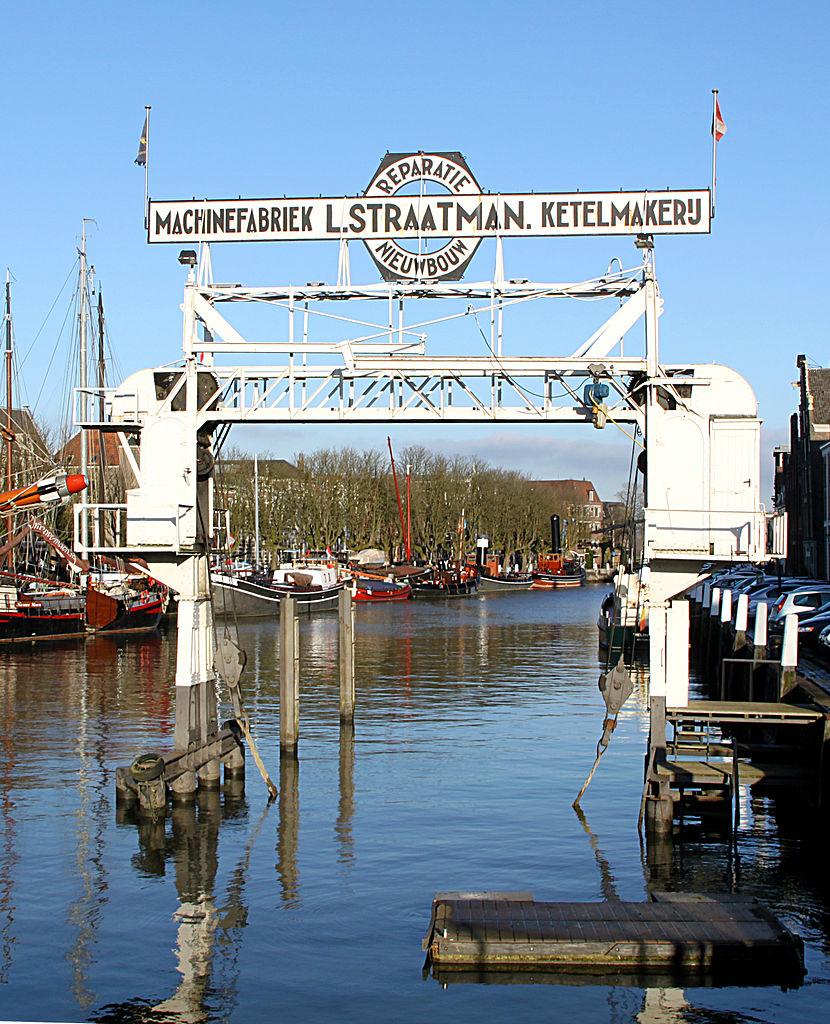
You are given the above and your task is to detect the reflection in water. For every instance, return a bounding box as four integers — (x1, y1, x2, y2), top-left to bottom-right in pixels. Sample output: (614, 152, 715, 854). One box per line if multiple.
(336, 723, 355, 868)
(2, 589, 829, 1023)
(213, 800, 270, 1015)
(573, 805, 619, 902)
(636, 988, 689, 1023)
(67, 663, 111, 1011)
(98, 791, 266, 1024)
(276, 755, 300, 907)
(151, 796, 222, 1022)
(0, 660, 18, 984)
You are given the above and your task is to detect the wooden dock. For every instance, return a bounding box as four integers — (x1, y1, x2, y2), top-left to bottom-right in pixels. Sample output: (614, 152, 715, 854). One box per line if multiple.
(423, 892, 803, 982)
(641, 698, 828, 829)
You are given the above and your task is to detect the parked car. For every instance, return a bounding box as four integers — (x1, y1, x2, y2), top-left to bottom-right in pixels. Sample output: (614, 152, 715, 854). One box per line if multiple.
(795, 604, 830, 647)
(747, 579, 819, 617)
(768, 586, 830, 632)
(818, 624, 830, 657)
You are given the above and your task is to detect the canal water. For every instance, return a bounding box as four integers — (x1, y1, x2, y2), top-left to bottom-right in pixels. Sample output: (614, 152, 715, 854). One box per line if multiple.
(1, 586, 829, 1023)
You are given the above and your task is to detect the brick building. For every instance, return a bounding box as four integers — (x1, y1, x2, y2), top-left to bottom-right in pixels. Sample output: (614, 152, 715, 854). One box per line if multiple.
(774, 355, 830, 578)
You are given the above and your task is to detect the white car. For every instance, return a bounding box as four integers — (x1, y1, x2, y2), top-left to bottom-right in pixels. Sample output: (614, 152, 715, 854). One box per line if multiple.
(768, 586, 830, 630)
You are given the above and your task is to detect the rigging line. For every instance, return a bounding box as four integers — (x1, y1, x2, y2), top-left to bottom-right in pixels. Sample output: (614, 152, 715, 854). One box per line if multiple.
(31, 279, 80, 417)
(18, 258, 80, 370)
(469, 308, 573, 403)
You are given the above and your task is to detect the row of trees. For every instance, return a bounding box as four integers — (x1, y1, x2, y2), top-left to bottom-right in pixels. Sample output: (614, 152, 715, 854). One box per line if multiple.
(217, 445, 614, 564)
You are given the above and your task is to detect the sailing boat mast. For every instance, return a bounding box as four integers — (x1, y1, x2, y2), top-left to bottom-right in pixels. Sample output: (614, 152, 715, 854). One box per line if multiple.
(254, 453, 260, 568)
(4, 271, 13, 551)
(387, 437, 408, 562)
(96, 290, 107, 502)
(78, 222, 90, 555)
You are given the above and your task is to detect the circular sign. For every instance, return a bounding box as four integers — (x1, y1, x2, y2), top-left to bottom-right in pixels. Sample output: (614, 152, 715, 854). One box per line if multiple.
(363, 151, 482, 283)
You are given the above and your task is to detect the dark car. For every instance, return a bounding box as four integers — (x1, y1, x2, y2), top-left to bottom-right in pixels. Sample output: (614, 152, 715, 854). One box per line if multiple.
(796, 604, 830, 648)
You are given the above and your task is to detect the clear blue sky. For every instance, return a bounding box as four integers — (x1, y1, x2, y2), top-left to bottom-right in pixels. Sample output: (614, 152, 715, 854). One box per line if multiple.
(2, 1, 827, 500)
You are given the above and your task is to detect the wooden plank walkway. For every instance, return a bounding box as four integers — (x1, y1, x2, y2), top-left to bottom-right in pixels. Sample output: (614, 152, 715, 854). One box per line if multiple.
(424, 892, 803, 981)
(667, 700, 822, 724)
(656, 759, 811, 789)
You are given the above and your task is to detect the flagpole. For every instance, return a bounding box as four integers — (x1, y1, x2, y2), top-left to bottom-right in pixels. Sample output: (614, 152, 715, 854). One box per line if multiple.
(711, 89, 718, 220)
(144, 105, 151, 229)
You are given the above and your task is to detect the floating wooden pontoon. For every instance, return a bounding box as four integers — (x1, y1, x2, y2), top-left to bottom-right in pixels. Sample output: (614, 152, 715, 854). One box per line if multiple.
(423, 892, 803, 983)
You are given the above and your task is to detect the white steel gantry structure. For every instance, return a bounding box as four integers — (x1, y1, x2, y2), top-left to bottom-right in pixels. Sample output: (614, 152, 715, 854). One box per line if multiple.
(73, 245, 782, 756)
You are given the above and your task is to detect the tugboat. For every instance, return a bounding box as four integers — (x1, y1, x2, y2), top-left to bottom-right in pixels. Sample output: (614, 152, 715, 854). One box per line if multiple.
(531, 515, 585, 588)
(473, 539, 533, 592)
(410, 562, 479, 597)
(531, 554, 585, 589)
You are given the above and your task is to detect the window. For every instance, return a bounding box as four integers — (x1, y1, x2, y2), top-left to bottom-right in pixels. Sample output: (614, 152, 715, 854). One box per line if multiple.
(794, 593, 829, 608)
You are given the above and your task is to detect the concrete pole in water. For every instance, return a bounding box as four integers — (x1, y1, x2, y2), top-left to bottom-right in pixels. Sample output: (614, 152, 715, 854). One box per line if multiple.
(338, 587, 355, 723)
(665, 600, 690, 708)
(280, 595, 300, 754)
(719, 589, 733, 698)
(734, 593, 749, 651)
(780, 613, 799, 699)
(700, 581, 712, 657)
(646, 603, 673, 835)
(707, 588, 721, 684)
(754, 601, 768, 661)
(720, 588, 733, 627)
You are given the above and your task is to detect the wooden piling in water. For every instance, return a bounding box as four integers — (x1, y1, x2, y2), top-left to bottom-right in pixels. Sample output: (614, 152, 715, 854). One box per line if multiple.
(280, 595, 300, 754)
(170, 770, 198, 803)
(339, 588, 355, 723)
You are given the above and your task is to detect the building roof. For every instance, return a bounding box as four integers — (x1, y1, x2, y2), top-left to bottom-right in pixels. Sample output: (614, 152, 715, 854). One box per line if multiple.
(1, 408, 54, 478)
(223, 457, 300, 478)
(806, 368, 830, 438)
(3, 406, 48, 451)
(531, 479, 602, 507)
(55, 430, 123, 468)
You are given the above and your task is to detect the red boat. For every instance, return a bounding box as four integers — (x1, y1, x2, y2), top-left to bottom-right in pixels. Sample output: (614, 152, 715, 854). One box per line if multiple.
(86, 581, 166, 634)
(531, 553, 585, 589)
(0, 579, 87, 643)
(348, 574, 412, 602)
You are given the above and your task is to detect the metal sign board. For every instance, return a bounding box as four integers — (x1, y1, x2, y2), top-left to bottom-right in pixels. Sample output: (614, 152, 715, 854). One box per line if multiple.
(149, 190, 710, 243)
(148, 151, 711, 281)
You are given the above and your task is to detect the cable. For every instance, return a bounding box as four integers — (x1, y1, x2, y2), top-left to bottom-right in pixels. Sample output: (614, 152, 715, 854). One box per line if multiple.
(18, 258, 79, 370)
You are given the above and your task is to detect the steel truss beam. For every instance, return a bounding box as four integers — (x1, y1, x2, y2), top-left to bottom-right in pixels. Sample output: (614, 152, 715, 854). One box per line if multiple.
(76, 262, 663, 430)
